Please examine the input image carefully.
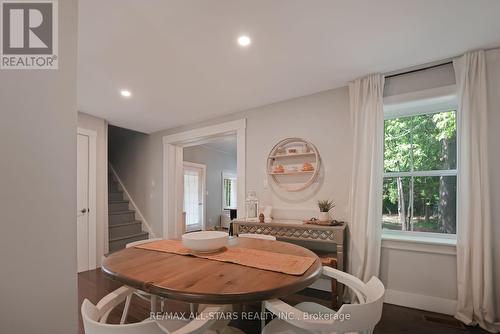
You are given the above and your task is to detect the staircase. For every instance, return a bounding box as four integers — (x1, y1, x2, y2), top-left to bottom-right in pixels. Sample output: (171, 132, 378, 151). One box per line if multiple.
(108, 170, 148, 252)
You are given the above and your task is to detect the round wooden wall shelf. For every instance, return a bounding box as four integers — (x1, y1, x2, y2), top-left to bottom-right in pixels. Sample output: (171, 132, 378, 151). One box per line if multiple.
(267, 138, 320, 192)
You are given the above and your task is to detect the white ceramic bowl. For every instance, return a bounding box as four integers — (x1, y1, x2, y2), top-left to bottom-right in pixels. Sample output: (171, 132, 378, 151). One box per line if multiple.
(181, 231, 228, 253)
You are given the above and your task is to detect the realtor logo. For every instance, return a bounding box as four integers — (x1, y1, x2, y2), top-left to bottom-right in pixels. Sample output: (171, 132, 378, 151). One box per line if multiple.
(1, 0, 58, 69)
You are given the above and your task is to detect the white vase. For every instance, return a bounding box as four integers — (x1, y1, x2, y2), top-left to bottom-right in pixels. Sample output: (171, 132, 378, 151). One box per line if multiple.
(319, 212, 330, 222)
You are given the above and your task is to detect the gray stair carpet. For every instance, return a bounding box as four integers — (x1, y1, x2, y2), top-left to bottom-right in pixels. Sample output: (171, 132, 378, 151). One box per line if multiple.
(108, 172, 148, 253)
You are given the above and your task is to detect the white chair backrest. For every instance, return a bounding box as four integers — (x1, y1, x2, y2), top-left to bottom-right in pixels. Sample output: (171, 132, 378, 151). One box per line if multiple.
(238, 233, 276, 241)
(265, 267, 385, 333)
(126, 237, 162, 248)
(319, 267, 384, 332)
(81, 286, 164, 334)
(332, 276, 385, 333)
(82, 285, 226, 334)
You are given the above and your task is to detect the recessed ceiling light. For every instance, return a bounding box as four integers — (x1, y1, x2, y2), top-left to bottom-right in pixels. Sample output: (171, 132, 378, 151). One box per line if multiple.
(237, 35, 251, 47)
(120, 90, 131, 97)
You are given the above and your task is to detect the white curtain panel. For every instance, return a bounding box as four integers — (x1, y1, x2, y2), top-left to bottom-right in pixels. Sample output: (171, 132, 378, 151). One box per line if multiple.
(454, 50, 499, 332)
(348, 74, 385, 283)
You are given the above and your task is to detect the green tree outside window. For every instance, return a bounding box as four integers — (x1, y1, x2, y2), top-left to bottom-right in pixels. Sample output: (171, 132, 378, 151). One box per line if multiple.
(383, 110, 457, 234)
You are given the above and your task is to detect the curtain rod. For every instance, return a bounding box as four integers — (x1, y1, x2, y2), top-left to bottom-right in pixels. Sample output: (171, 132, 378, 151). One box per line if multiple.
(384, 61, 452, 79)
(384, 45, 500, 79)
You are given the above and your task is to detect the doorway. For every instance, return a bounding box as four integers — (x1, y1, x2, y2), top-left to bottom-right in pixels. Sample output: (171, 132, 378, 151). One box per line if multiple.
(183, 162, 206, 232)
(77, 128, 97, 273)
(162, 119, 246, 239)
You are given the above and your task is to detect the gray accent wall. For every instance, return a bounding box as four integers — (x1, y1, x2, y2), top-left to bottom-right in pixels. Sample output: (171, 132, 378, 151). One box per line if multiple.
(0, 0, 78, 332)
(108, 125, 159, 235)
(183, 145, 237, 229)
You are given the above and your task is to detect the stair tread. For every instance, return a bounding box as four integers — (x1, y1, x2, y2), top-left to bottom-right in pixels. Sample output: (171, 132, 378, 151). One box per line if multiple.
(109, 221, 141, 228)
(108, 210, 135, 215)
(108, 200, 128, 204)
(109, 231, 148, 242)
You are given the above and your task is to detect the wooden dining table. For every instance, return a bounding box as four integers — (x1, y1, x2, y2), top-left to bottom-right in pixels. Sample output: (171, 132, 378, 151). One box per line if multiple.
(101, 237, 322, 305)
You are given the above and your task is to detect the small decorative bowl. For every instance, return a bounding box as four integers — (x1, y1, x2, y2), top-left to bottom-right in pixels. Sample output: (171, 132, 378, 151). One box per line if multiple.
(181, 231, 228, 253)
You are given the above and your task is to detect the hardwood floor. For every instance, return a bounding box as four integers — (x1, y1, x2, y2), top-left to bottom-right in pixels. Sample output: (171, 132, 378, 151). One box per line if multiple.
(79, 269, 487, 334)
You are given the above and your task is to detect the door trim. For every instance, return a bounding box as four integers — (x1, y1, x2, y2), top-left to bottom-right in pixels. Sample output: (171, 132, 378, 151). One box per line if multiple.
(183, 161, 207, 232)
(162, 119, 246, 239)
(77, 127, 97, 271)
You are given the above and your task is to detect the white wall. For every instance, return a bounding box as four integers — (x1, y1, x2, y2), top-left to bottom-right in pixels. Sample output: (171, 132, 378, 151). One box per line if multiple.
(379, 63, 459, 314)
(0, 0, 78, 332)
(113, 86, 459, 313)
(379, 50, 500, 317)
(111, 88, 353, 237)
(379, 241, 457, 314)
(78, 112, 108, 263)
(183, 144, 237, 229)
(155, 87, 353, 227)
(106, 50, 500, 317)
(384, 62, 456, 96)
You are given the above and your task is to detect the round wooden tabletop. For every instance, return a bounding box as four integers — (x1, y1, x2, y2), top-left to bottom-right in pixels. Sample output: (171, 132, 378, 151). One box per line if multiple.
(102, 237, 322, 304)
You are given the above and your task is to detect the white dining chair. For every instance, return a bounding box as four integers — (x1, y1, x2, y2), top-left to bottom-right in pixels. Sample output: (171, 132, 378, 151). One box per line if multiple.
(123, 238, 164, 323)
(81, 285, 232, 334)
(238, 233, 276, 241)
(262, 266, 385, 334)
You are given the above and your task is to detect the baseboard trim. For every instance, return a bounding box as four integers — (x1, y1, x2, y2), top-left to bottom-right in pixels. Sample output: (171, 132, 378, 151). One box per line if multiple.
(310, 279, 457, 316)
(384, 288, 457, 315)
(108, 163, 157, 238)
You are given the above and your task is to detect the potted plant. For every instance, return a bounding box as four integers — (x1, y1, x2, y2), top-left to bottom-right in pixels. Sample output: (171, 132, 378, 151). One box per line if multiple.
(317, 200, 335, 222)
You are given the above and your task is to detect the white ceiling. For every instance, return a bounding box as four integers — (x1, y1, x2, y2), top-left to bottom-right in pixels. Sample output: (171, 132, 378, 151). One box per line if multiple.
(199, 135, 237, 156)
(78, 0, 500, 133)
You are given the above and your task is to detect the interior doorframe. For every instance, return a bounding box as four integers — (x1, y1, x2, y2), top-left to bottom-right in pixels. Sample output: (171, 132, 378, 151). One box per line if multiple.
(77, 127, 97, 271)
(183, 161, 207, 232)
(162, 119, 246, 239)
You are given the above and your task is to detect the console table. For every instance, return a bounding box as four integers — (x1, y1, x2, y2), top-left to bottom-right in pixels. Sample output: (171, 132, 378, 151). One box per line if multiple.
(232, 220, 347, 303)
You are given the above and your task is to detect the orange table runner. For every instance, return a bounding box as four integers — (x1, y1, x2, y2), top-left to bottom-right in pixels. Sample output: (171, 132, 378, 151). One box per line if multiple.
(134, 239, 315, 276)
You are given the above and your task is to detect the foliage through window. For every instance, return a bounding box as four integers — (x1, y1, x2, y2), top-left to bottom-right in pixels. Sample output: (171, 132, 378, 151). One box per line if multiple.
(383, 110, 457, 234)
(222, 173, 237, 209)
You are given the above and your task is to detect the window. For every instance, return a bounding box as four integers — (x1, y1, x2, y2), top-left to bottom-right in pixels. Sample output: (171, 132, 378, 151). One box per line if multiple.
(383, 109, 457, 235)
(222, 172, 237, 209)
(183, 162, 205, 232)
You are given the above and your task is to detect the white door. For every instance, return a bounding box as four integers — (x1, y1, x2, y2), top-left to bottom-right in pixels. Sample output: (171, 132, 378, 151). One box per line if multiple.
(183, 163, 205, 232)
(77, 134, 90, 273)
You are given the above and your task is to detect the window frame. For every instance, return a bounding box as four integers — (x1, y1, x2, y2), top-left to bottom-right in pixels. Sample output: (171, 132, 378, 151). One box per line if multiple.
(222, 171, 237, 210)
(382, 85, 458, 241)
